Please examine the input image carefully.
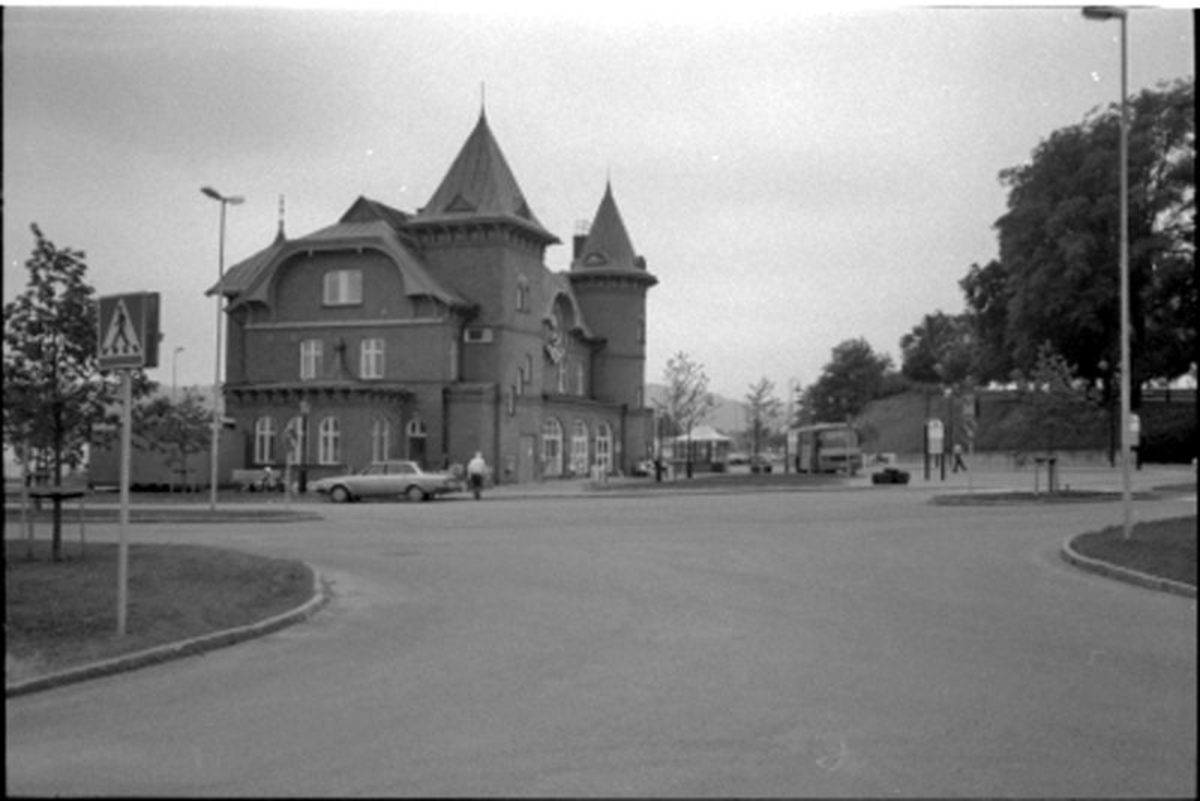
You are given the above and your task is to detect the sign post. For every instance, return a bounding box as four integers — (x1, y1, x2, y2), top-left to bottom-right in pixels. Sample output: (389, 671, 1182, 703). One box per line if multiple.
(98, 292, 160, 636)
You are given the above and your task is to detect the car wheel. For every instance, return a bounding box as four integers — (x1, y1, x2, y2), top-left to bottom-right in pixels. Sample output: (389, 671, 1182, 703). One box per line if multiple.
(330, 485, 352, 503)
(406, 485, 428, 502)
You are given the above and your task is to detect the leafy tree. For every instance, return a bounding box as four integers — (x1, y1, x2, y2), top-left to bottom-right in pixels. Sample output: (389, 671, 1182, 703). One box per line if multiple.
(973, 77, 1195, 396)
(899, 311, 976, 387)
(743, 377, 782, 460)
(132, 388, 213, 491)
(994, 343, 1107, 489)
(2, 225, 155, 559)
(656, 351, 715, 478)
(806, 338, 895, 423)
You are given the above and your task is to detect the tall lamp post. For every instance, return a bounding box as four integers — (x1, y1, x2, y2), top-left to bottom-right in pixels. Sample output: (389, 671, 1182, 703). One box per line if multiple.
(171, 346, 184, 404)
(201, 186, 244, 511)
(1082, 6, 1132, 539)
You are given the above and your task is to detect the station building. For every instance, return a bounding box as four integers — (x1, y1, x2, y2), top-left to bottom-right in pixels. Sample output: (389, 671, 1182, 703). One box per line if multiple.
(209, 111, 658, 485)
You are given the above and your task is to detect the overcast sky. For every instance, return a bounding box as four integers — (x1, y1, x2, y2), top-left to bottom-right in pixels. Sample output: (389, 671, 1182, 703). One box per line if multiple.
(3, 3, 1194, 402)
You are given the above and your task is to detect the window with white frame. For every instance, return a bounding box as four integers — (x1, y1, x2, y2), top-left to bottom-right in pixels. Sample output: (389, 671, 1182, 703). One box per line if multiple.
(323, 269, 363, 306)
(360, 338, 385, 379)
(254, 417, 276, 465)
(371, 417, 391, 462)
(541, 418, 563, 477)
(557, 358, 568, 394)
(576, 362, 585, 396)
(300, 339, 323, 380)
(318, 416, 341, 465)
(595, 422, 613, 474)
(570, 420, 589, 476)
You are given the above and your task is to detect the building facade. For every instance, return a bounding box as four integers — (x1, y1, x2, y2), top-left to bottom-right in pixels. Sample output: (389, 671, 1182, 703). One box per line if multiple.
(210, 111, 657, 485)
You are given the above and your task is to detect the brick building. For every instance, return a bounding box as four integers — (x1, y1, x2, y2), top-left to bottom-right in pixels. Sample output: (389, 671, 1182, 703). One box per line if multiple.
(209, 111, 657, 485)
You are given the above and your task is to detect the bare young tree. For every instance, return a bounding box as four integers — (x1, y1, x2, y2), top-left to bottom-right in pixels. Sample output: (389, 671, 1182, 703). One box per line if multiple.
(744, 377, 782, 463)
(656, 351, 715, 478)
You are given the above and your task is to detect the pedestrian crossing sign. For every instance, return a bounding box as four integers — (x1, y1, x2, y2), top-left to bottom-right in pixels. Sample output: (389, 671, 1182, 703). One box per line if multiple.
(98, 292, 160, 370)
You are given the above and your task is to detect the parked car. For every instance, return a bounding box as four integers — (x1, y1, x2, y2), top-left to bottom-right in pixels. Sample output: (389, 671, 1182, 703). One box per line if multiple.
(310, 460, 463, 503)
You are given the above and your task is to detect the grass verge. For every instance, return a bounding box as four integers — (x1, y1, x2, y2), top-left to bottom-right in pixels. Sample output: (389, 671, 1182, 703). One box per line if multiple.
(1071, 515, 1197, 587)
(5, 539, 313, 684)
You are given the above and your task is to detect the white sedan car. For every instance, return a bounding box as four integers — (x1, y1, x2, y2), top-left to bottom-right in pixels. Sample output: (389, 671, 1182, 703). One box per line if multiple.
(310, 460, 463, 503)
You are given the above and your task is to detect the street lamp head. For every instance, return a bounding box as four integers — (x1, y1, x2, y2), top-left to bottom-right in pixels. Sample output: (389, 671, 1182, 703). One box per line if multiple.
(1082, 6, 1127, 21)
(202, 186, 245, 205)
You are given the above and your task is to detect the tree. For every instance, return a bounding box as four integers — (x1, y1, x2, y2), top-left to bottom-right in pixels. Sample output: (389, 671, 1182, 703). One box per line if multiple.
(994, 343, 1107, 491)
(973, 78, 1195, 396)
(656, 351, 715, 478)
(132, 389, 213, 492)
(743, 377, 782, 461)
(806, 338, 895, 423)
(899, 311, 976, 387)
(2, 224, 154, 559)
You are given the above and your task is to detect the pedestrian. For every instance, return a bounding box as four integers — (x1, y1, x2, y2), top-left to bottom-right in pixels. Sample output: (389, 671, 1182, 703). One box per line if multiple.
(467, 451, 488, 500)
(952, 443, 968, 473)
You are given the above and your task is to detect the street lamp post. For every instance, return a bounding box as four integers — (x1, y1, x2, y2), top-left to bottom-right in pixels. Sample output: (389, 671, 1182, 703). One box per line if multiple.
(201, 186, 244, 511)
(1082, 5, 1132, 539)
(172, 346, 184, 404)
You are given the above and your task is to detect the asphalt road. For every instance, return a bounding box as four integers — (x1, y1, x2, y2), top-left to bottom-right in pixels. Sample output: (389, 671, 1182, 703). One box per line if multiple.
(6, 484, 1196, 797)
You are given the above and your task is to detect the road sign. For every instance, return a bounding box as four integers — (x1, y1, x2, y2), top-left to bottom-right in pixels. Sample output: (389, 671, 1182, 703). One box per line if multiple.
(98, 292, 160, 370)
(926, 418, 945, 456)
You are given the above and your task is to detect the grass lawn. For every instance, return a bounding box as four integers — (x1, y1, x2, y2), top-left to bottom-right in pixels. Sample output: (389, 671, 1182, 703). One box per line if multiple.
(1071, 515, 1197, 587)
(5, 539, 313, 684)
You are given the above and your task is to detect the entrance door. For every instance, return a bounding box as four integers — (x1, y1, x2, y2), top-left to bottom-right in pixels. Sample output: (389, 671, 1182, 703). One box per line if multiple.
(518, 435, 536, 484)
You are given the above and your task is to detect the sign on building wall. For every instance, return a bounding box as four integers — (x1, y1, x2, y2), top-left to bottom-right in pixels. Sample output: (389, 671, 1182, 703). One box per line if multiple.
(97, 292, 160, 370)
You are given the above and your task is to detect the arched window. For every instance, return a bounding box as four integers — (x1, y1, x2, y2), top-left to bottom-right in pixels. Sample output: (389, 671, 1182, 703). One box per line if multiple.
(595, 422, 613, 475)
(317, 417, 341, 465)
(371, 417, 391, 463)
(254, 417, 276, 465)
(570, 420, 589, 476)
(541, 418, 563, 477)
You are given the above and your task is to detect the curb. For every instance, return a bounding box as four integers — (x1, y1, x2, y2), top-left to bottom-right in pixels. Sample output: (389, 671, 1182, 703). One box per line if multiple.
(5, 565, 331, 699)
(1060, 537, 1197, 599)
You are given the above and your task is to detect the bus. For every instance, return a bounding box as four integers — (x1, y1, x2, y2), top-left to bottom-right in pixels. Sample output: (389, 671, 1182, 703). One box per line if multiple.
(792, 423, 863, 475)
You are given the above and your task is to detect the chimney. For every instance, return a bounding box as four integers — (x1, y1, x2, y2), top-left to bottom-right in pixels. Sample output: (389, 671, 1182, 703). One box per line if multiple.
(573, 219, 590, 260)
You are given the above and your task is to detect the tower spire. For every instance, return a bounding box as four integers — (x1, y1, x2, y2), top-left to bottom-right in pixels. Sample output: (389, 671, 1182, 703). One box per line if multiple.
(275, 194, 287, 242)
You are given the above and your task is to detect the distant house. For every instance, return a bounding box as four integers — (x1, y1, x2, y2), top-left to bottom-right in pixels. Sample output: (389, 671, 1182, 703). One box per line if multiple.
(207, 111, 658, 486)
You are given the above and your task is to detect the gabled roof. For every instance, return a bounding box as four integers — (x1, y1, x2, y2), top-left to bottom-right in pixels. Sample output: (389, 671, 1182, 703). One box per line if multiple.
(413, 111, 559, 245)
(208, 197, 470, 310)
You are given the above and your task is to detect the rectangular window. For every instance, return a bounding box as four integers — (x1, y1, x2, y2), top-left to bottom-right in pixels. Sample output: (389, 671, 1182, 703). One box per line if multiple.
(300, 339, 323, 380)
(360, 338, 385, 379)
(323, 269, 363, 306)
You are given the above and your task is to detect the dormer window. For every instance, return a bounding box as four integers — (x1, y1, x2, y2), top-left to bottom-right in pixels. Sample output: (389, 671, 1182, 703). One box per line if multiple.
(324, 269, 363, 306)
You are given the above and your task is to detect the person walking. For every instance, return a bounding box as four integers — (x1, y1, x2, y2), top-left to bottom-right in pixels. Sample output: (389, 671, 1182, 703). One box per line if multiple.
(952, 442, 968, 473)
(467, 451, 488, 500)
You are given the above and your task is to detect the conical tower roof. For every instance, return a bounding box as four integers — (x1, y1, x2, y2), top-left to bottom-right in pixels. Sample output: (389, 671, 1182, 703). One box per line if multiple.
(414, 111, 558, 244)
(572, 181, 651, 277)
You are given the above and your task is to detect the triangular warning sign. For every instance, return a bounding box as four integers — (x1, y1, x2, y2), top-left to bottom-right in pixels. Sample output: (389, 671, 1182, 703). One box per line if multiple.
(101, 298, 143, 358)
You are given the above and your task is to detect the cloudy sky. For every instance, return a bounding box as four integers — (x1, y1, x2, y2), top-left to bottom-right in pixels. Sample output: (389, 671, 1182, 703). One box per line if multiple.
(3, 3, 1194, 402)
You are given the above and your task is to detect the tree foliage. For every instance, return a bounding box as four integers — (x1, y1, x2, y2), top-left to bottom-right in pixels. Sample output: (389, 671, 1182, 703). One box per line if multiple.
(132, 388, 213, 488)
(966, 77, 1195, 393)
(656, 351, 715, 440)
(899, 311, 976, 386)
(2, 225, 157, 478)
(743, 377, 782, 458)
(994, 343, 1107, 467)
(804, 338, 895, 423)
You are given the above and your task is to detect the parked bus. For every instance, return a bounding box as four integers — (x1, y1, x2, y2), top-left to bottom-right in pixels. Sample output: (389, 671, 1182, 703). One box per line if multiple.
(792, 423, 863, 475)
